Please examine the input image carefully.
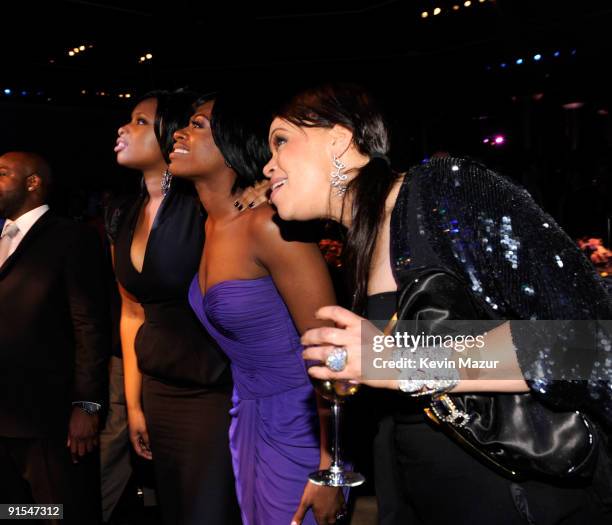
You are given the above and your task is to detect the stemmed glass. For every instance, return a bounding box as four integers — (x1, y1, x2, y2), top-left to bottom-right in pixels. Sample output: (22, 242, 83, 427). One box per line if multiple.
(309, 379, 366, 487)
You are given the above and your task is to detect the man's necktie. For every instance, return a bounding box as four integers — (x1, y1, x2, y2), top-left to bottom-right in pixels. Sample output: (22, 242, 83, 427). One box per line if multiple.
(0, 221, 20, 267)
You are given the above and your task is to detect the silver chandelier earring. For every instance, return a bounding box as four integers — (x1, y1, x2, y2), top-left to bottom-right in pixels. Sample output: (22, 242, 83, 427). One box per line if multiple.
(330, 155, 348, 196)
(161, 168, 172, 196)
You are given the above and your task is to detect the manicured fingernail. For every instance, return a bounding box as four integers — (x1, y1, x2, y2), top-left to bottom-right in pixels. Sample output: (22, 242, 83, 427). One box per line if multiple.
(233, 200, 240, 207)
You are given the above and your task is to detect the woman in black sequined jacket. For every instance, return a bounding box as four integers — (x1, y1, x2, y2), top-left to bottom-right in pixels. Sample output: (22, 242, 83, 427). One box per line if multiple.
(263, 83, 612, 524)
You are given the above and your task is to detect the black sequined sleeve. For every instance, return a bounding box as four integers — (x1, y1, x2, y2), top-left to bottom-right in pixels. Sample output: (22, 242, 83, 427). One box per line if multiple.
(417, 157, 612, 425)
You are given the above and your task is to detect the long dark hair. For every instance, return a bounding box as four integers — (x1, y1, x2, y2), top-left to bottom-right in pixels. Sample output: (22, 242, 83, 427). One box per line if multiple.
(276, 83, 399, 311)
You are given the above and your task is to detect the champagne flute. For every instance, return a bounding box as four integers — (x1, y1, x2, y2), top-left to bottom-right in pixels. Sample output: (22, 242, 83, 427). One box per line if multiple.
(309, 379, 366, 487)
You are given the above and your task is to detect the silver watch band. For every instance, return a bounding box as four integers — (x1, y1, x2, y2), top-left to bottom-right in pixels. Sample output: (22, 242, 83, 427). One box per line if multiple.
(72, 401, 102, 415)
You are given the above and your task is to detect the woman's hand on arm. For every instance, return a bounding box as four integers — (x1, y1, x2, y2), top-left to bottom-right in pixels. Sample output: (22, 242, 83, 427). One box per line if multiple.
(234, 179, 271, 212)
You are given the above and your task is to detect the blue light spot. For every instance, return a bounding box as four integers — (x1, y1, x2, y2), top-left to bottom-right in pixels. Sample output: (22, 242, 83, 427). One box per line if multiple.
(553, 51, 561, 57)
(3, 88, 12, 95)
(516, 58, 524, 65)
(533, 54, 542, 61)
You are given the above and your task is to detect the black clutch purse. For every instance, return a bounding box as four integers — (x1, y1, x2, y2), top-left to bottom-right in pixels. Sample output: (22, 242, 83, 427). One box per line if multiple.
(393, 266, 599, 480)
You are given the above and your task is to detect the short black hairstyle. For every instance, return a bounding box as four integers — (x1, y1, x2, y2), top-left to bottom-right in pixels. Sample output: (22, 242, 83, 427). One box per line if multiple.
(206, 90, 274, 194)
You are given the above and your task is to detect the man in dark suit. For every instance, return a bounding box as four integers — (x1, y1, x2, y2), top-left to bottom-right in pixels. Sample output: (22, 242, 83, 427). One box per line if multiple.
(0, 152, 110, 524)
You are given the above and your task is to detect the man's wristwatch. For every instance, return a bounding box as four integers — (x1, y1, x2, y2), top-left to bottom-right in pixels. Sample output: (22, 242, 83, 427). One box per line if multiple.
(72, 401, 102, 415)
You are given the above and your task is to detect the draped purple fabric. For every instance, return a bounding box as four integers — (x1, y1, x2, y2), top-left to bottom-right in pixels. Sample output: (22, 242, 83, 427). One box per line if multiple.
(189, 275, 319, 525)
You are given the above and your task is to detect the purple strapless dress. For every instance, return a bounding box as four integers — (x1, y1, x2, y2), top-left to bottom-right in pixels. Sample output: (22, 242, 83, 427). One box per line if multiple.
(189, 275, 319, 525)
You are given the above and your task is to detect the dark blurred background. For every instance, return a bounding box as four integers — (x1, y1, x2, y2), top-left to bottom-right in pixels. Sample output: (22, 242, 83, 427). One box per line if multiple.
(2, 4, 610, 520)
(2, 0, 611, 241)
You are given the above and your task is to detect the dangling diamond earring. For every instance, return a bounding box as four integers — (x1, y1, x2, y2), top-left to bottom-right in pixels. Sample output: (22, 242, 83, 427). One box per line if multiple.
(330, 155, 348, 196)
(161, 168, 172, 196)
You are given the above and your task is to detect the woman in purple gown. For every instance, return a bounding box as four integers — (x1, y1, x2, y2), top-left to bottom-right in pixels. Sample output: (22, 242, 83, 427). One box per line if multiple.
(168, 91, 345, 525)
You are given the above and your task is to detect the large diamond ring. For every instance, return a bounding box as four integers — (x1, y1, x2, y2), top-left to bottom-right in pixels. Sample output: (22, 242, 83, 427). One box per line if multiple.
(326, 346, 348, 372)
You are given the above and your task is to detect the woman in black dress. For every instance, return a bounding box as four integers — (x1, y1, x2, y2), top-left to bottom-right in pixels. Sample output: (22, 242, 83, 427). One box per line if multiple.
(108, 90, 243, 525)
(263, 83, 612, 524)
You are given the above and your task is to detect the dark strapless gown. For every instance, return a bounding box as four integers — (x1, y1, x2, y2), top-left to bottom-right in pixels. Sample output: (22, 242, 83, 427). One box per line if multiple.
(189, 275, 320, 525)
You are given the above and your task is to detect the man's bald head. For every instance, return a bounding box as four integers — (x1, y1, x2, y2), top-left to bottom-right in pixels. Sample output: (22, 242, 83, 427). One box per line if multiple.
(3, 152, 52, 189)
(0, 151, 52, 219)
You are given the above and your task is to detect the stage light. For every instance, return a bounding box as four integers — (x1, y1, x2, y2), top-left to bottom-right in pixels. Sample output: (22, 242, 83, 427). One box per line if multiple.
(553, 51, 561, 57)
(433, 7, 441, 15)
(533, 54, 542, 61)
(562, 102, 584, 110)
(483, 138, 490, 144)
(125, 94, 132, 98)
(145, 53, 153, 59)
(79, 45, 85, 51)
(494, 135, 505, 145)
(81, 90, 87, 95)
(571, 49, 577, 55)
(3, 88, 12, 95)
(68, 51, 75, 56)
(21, 91, 27, 96)
(515, 58, 523, 65)
(73, 48, 80, 53)
(421, 11, 428, 18)
(453, 5, 460, 10)
(464, 1, 472, 6)
(500, 62, 507, 68)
